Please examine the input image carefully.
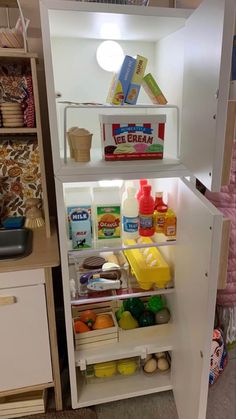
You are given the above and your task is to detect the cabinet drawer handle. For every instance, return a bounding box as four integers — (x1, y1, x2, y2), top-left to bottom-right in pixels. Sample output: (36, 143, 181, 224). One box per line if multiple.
(0, 295, 17, 306)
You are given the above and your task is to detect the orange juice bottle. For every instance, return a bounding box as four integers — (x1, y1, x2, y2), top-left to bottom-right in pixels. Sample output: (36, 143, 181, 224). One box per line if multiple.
(154, 192, 168, 234)
(164, 208, 177, 238)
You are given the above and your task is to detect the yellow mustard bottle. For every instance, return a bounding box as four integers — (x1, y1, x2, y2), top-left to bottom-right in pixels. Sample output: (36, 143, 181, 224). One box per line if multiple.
(164, 208, 177, 238)
(154, 192, 168, 234)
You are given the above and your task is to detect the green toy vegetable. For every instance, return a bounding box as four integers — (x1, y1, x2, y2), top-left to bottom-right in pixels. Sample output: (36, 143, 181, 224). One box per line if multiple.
(147, 295, 166, 314)
(115, 304, 124, 321)
(123, 297, 145, 320)
(138, 310, 155, 327)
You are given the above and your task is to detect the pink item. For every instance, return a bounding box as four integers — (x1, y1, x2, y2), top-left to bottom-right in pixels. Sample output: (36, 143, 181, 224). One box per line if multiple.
(136, 179, 148, 202)
(205, 141, 236, 307)
(134, 143, 148, 153)
(23, 75, 35, 128)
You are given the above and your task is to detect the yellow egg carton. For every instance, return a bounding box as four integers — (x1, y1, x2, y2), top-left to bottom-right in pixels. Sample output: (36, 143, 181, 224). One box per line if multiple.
(124, 237, 171, 290)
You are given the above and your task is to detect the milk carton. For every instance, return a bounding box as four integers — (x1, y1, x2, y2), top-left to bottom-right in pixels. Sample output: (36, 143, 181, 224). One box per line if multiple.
(65, 187, 92, 250)
(70, 207, 92, 250)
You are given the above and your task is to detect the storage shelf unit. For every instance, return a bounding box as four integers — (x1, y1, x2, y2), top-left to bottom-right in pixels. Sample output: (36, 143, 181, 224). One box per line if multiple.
(40, 0, 236, 417)
(0, 48, 62, 410)
(0, 128, 38, 134)
(0, 52, 51, 236)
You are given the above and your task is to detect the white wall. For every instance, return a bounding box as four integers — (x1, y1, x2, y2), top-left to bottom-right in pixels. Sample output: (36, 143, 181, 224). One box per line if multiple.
(51, 37, 156, 149)
(155, 28, 184, 157)
(51, 37, 155, 103)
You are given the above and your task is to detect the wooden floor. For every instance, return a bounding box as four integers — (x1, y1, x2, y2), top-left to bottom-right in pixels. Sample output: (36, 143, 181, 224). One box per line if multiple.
(26, 409, 97, 419)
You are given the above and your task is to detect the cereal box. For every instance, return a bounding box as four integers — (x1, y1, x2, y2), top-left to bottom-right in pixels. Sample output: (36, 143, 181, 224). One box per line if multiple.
(125, 55, 148, 105)
(107, 55, 136, 105)
(99, 114, 166, 161)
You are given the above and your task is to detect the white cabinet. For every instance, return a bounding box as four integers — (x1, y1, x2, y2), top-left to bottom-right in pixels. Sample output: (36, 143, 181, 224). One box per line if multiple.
(39, 0, 235, 418)
(0, 270, 52, 392)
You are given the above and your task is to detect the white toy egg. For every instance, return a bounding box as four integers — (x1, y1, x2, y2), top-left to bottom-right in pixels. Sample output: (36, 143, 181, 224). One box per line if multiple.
(155, 352, 166, 359)
(144, 358, 157, 374)
(157, 357, 170, 371)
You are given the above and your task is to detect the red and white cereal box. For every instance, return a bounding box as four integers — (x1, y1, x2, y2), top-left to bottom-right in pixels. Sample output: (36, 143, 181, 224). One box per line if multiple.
(99, 114, 166, 161)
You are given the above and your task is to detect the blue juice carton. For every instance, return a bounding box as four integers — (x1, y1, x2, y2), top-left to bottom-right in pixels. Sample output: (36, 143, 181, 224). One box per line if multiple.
(69, 206, 92, 250)
(107, 55, 136, 105)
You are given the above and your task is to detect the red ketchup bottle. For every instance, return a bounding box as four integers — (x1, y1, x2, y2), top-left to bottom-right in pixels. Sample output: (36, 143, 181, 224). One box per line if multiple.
(136, 179, 148, 203)
(139, 185, 155, 237)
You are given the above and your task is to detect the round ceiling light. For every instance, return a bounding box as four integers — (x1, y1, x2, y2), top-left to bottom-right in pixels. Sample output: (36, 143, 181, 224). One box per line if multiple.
(96, 40, 124, 72)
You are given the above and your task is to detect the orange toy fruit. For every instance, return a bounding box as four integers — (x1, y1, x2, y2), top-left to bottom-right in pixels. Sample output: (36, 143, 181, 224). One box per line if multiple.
(74, 319, 90, 333)
(80, 310, 97, 327)
(92, 314, 114, 330)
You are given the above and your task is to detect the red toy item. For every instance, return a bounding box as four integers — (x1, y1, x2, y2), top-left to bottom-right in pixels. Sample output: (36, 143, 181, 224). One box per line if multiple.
(136, 179, 148, 202)
(154, 192, 168, 212)
(139, 185, 155, 236)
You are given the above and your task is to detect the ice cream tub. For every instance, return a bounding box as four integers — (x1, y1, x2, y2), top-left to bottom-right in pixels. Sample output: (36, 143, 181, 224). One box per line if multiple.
(99, 114, 166, 161)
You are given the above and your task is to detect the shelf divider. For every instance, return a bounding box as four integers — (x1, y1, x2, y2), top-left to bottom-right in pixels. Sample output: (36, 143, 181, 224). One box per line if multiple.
(68, 237, 177, 259)
(71, 286, 174, 306)
(75, 323, 173, 368)
(0, 128, 37, 134)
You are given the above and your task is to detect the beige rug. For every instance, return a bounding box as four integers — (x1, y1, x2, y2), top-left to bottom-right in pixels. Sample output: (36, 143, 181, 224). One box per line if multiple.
(25, 408, 97, 419)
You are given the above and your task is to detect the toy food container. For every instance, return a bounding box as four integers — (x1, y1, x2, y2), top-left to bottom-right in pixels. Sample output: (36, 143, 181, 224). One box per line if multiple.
(85, 357, 140, 383)
(99, 114, 166, 161)
(117, 357, 139, 376)
(94, 361, 117, 378)
(124, 237, 171, 290)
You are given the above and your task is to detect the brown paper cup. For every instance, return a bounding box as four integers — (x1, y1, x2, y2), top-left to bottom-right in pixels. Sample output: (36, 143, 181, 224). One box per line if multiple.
(70, 131, 93, 162)
(74, 149, 91, 162)
(67, 126, 78, 159)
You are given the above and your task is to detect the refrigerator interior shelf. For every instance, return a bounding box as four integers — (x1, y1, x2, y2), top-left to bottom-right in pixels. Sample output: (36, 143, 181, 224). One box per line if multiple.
(70, 285, 175, 306)
(68, 236, 177, 260)
(76, 367, 172, 408)
(60, 103, 180, 164)
(75, 323, 173, 367)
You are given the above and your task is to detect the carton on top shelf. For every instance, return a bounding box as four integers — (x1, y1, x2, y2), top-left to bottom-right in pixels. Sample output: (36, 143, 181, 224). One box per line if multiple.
(100, 114, 166, 161)
(142, 73, 168, 105)
(106, 55, 136, 105)
(125, 55, 148, 105)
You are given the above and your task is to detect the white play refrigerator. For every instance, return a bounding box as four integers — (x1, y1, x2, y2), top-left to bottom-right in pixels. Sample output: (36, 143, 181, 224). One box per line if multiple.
(40, 1, 236, 418)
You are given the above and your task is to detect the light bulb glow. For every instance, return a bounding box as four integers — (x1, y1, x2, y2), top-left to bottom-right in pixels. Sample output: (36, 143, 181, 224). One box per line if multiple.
(98, 180, 123, 188)
(100, 23, 121, 39)
(96, 40, 124, 72)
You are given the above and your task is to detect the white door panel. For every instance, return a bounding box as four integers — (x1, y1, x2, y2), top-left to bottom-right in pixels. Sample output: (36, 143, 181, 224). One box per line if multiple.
(181, 0, 235, 191)
(172, 178, 223, 419)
